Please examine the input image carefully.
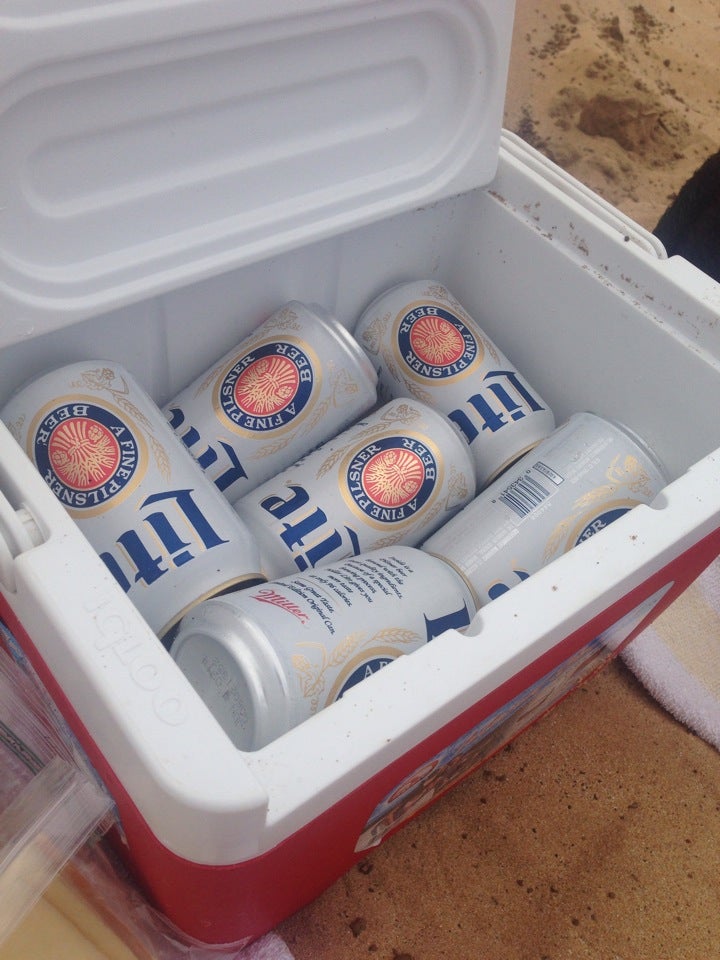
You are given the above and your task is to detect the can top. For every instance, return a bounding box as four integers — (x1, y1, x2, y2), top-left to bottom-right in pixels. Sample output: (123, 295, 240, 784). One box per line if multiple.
(589, 412, 670, 487)
(0, 1, 515, 342)
(302, 302, 378, 389)
(170, 598, 292, 752)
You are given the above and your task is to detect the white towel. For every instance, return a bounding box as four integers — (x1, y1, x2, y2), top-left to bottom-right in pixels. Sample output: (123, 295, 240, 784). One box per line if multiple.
(235, 933, 295, 960)
(622, 558, 720, 751)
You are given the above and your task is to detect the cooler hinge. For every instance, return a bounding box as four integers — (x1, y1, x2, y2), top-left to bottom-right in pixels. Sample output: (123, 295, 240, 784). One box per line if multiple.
(0, 492, 44, 594)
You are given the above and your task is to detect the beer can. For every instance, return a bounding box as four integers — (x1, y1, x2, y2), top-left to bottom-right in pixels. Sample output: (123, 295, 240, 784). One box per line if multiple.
(353, 280, 555, 488)
(169, 546, 477, 750)
(233, 399, 477, 580)
(1, 361, 265, 642)
(421, 412, 669, 605)
(163, 301, 378, 502)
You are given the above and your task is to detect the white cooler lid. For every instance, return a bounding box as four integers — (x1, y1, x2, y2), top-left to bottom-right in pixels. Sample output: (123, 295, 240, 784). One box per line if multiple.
(0, 0, 514, 341)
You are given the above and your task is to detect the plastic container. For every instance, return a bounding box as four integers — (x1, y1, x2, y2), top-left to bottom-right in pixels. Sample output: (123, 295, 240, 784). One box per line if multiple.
(0, 636, 114, 947)
(1, 0, 720, 947)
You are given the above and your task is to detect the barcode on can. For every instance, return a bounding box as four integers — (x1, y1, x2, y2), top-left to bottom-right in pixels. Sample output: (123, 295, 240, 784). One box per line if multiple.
(498, 473, 551, 518)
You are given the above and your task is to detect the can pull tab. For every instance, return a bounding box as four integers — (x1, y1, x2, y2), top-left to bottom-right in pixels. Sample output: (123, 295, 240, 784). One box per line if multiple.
(0, 492, 44, 593)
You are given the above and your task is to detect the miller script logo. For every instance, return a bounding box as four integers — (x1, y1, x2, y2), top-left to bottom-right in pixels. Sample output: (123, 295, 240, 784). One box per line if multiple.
(397, 305, 479, 380)
(33, 401, 143, 513)
(217, 340, 315, 432)
(346, 435, 438, 524)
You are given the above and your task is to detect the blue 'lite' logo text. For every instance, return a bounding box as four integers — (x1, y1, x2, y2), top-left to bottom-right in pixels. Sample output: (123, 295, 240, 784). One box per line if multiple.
(258, 483, 361, 573)
(100, 488, 230, 591)
(448, 369, 546, 442)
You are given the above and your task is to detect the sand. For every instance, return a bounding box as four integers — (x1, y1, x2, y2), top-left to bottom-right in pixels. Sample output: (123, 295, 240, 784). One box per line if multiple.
(277, 3, 720, 958)
(505, 0, 720, 231)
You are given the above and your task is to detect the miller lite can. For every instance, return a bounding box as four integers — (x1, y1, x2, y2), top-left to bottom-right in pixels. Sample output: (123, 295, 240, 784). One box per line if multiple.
(354, 280, 555, 488)
(1, 361, 264, 642)
(164, 301, 378, 501)
(233, 399, 477, 580)
(169, 546, 477, 750)
(421, 412, 668, 605)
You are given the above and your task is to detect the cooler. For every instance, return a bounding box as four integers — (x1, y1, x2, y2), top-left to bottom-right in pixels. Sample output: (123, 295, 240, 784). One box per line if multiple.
(1, 0, 720, 947)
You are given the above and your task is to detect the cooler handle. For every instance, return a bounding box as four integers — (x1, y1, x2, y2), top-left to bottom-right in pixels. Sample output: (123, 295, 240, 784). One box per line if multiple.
(500, 129, 667, 258)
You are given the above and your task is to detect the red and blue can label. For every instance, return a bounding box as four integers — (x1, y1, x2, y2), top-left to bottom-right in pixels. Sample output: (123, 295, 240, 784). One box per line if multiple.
(344, 435, 439, 526)
(397, 305, 479, 379)
(216, 340, 315, 433)
(32, 400, 146, 516)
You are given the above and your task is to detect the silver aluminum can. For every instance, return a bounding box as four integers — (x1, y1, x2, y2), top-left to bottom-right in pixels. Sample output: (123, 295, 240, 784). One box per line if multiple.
(233, 399, 477, 580)
(169, 546, 477, 750)
(163, 301, 377, 501)
(1, 361, 264, 642)
(421, 412, 668, 605)
(354, 280, 555, 488)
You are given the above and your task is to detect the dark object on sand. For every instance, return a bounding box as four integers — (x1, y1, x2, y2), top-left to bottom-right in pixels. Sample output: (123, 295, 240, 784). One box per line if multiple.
(654, 150, 720, 283)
